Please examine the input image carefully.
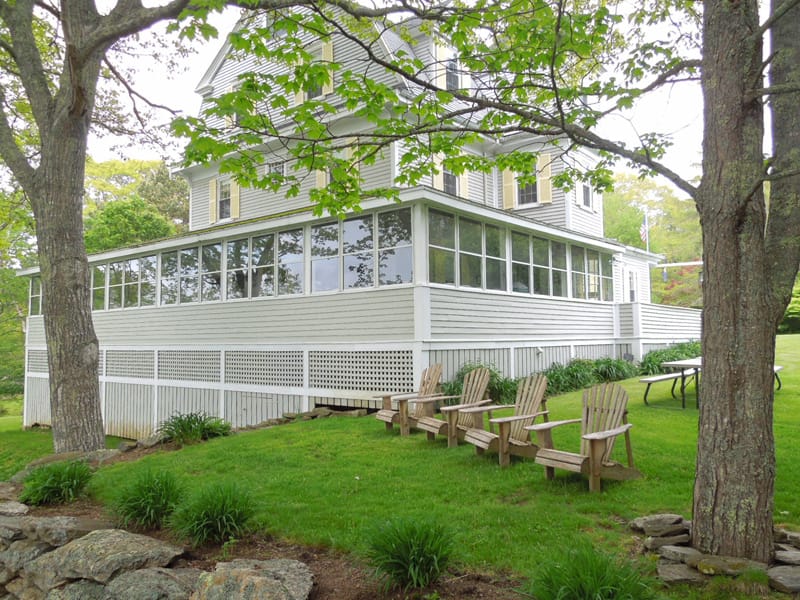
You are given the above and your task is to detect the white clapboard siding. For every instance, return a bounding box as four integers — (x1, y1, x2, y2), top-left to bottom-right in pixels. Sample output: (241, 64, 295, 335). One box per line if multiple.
(617, 303, 635, 336)
(640, 304, 702, 338)
(429, 288, 615, 339)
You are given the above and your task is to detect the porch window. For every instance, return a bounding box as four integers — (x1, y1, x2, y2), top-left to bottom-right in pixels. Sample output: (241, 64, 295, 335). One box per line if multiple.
(378, 208, 412, 285)
(29, 277, 42, 315)
(311, 222, 340, 292)
(343, 215, 374, 289)
(429, 210, 456, 284)
(511, 232, 530, 293)
(586, 250, 600, 300)
(179, 248, 199, 303)
(91, 266, 105, 311)
(571, 246, 587, 299)
(123, 259, 139, 308)
(160, 251, 178, 305)
(201, 243, 222, 302)
(485, 225, 506, 290)
(551, 242, 568, 297)
(140, 256, 157, 306)
(532, 237, 550, 295)
(226, 238, 250, 299)
(459, 218, 482, 288)
(251, 234, 275, 297)
(278, 229, 304, 295)
(108, 261, 124, 309)
(601, 254, 614, 301)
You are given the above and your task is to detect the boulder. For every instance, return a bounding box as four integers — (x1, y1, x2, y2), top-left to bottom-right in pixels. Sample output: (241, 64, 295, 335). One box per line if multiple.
(0, 483, 19, 502)
(630, 514, 683, 535)
(685, 554, 768, 576)
(21, 516, 113, 547)
(656, 559, 707, 585)
(105, 567, 203, 600)
(0, 503, 28, 518)
(644, 534, 690, 551)
(0, 517, 25, 544)
(44, 580, 106, 600)
(657, 544, 703, 563)
(776, 550, 800, 566)
(0, 539, 52, 573)
(24, 529, 183, 591)
(768, 565, 800, 593)
(191, 559, 313, 600)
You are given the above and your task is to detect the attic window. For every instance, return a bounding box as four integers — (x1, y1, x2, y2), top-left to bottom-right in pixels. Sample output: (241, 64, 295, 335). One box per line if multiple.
(582, 184, 592, 208)
(518, 182, 538, 205)
(445, 59, 459, 91)
(443, 168, 458, 196)
(218, 182, 231, 220)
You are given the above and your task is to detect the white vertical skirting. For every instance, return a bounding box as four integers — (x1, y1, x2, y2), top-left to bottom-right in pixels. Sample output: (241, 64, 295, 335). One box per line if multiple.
(301, 349, 310, 412)
(153, 350, 160, 432)
(22, 327, 30, 428)
(631, 302, 644, 360)
(219, 349, 226, 419)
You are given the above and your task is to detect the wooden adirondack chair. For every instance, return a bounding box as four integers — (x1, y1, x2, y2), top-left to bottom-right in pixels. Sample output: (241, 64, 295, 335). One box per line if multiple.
(461, 373, 549, 467)
(375, 364, 443, 436)
(527, 383, 641, 492)
(414, 366, 491, 447)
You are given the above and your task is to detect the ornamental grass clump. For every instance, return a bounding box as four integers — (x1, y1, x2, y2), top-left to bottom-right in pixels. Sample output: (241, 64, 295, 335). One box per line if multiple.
(365, 518, 455, 592)
(441, 362, 517, 403)
(169, 482, 254, 546)
(524, 543, 658, 600)
(157, 412, 232, 447)
(113, 469, 184, 530)
(18, 460, 92, 506)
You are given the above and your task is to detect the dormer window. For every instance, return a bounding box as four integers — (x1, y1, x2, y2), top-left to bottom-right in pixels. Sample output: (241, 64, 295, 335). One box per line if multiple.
(518, 182, 538, 205)
(443, 168, 458, 196)
(445, 59, 459, 91)
(218, 181, 231, 220)
(582, 184, 592, 209)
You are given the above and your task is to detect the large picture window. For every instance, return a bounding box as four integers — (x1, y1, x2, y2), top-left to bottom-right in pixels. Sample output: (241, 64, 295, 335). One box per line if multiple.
(30, 277, 42, 315)
(429, 210, 456, 284)
(180, 248, 199, 303)
(160, 252, 178, 305)
(226, 238, 249, 299)
(571, 246, 587, 299)
(343, 215, 374, 289)
(201, 243, 222, 302)
(92, 266, 106, 311)
(511, 232, 530, 293)
(251, 234, 275, 297)
(311, 222, 340, 292)
(278, 229, 304, 295)
(378, 209, 412, 285)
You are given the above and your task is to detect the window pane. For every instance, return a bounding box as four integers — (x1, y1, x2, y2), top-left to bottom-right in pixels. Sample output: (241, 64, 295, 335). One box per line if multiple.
(551, 242, 567, 269)
(343, 216, 373, 254)
(429, 248, 455, 284)
(92, 288, 105, 311)
(251, 267, 274, 297)
(161, 252, 177, 277)
(552, 270, 567, 297)
(443, 171, 458, 196)
(460, 253, 482, 287)
(533, 266, 550, 295)
(227, 239, 249, 269)
(512, 263, 530, 293)
(532, 238, 549, 266)
(160, 251, 178, 306)
(518, 181, 537, 205)
(202, 244, 222, 273)
(30, 296, 40, 315)
(378, 209, 411, 248)
(511, 232, 529, 262)
(312, 257, 339, 292)
(123, 282, 139, 308)
(312, 223, 339, 257)
(180, 248, 199, 303)
(219, 182, 231, 220)
(108, 285, 123, 309)
(202, 273, 221, 301)
(251, 235, 274, 267)
(379, 246, 412, 285)
(344, 253, 374, 288)
(571, 246, 586, 273)
(601, 253, 613, 277)
(279, 229, 304, 263)
(459, 219, 481, 254)
(109, 262, 124, 285)
(279, 262, 303, 294)
(485, 225, 504, 258)
(486, 257, 506, 290)
(429, 211, 455, 248)
(572, 272, 586, 299)
(602, 277, 614, 301)
(125, 259, 140, 283)
(140, 281, 156, 306)
(31, 277, 41, 296)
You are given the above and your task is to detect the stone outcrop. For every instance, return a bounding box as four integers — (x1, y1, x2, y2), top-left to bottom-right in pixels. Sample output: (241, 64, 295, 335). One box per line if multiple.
(0, 511, 315, 600)
(632, 514, 800, 593)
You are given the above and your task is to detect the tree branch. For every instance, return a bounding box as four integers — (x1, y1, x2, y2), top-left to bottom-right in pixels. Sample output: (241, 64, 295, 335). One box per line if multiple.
(0, 88, 38, 191)
(758, 0, 800, 37)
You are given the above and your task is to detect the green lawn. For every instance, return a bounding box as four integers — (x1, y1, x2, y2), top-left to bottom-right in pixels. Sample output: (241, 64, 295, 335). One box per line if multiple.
(3, 335, 800, 598)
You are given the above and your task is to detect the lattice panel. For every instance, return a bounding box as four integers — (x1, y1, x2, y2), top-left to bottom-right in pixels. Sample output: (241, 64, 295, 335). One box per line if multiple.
(105, 350, 155, 379)
(158, 350, 221, 382)
(225, 391, 302, 428)
(308, 350, 414, 391)
(26, 350, 48, 373)
(428, 349, 509, 381)
(225, 351, 304, 386)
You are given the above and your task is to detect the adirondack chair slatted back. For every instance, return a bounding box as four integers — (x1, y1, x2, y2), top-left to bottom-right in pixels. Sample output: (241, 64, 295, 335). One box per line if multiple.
(509, 374, 548, 442)
(579, 383, 629, 461)
(411, 364, 443, 419)
(455, 367, 491, 428)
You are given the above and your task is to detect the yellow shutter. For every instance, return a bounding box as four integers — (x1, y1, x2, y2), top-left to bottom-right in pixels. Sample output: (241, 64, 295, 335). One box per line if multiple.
(537, 153, 552, 204)
(434, 43, 448, 89)
(502, 169, 516, 209)
(208, 179, 218, 224)
(346, 138, 359, 176)
(230, 181, 240, 219)
(315, 169, 328, 189)
(432, 153, 444, 190)
(224, 85, 234, 127)
(322, 39, 334, 96)
(293, 59, 305, 106)
(459, 170, 469, 199)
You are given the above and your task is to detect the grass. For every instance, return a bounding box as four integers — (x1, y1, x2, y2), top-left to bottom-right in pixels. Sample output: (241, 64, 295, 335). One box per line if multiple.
(3, 334, 800, 599)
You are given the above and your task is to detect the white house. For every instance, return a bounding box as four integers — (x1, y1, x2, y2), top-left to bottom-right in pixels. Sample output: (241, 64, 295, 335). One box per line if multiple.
(20, 12, 701, 439)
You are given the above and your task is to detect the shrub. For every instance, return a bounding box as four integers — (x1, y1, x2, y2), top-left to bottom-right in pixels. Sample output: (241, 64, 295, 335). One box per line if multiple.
(157, 412, 232, 446)
(524, 543, 658, 600)
(113, 469, 184, 530)
(593, 358, 639, 382)
(543, 359, 598, 395)
(441, 362, 517, 404)
(169, 482, 254, 546)
(365, 518, 454, 592)
(19, 460, 92, 506)
(639, 341, 701, 375)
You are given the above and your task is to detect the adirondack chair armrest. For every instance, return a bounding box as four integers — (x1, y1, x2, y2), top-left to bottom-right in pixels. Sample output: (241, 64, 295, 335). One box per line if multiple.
(440, 399, 492, 412)
(457, 404, 504, 414)
(525, 418, 581, 432)
(491, 410, 548, 425)
(409, 394, 449, 404)
(582, 423, 632, 441)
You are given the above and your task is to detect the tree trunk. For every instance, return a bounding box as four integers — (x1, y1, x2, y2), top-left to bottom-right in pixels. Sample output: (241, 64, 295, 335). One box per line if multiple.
(692, 0, 775, 562)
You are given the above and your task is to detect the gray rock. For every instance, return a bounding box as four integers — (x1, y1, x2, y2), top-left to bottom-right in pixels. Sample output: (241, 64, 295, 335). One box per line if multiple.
(21, 516, 113, 547)
(44, 580, 106, 600)
(191, 559, 313, 600)
(0, 484, 19, 502)
(630, 514, 683, 534)
(138, 434, 166, 449)
(4, 575, 43, 600)
(644, 534, 690, 550)
(0, 517, 25, 544)
(657, 544, 703, 563)
(769, 565, 800, 593)
(117, 441, 139, 453)
(685, 554, 767, 576)
(0, 502, 28, 517)
(776, 549, 800, 565)
(656, 559, 707, 585)
(105, 567, 203, 600)
(24, 529, 183, 591)
(787, 531, 800, 549)
(0, 539, 52, 572)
